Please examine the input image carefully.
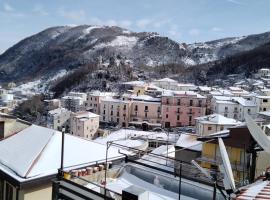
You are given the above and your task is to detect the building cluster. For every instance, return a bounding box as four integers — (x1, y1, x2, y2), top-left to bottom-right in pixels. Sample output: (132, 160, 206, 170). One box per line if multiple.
(2, 69, 270, 199)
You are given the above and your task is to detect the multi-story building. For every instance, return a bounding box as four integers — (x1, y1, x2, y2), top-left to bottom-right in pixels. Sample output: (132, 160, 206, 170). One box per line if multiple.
(195, 114, 241, 136)
(161, 91, 207, 128)
(70, 111, 100, 139)
(100, 97, 131, 127)
(212, 96, 257, 121)
(84, 91, 116, 114)
(152, 78, 196, 91)
(61, 96, 84, 112)
(47, 107, 71, 131)
(127, 95, 162, 130)
(44, 99, 61, 112)
(255, 95, 270, 112)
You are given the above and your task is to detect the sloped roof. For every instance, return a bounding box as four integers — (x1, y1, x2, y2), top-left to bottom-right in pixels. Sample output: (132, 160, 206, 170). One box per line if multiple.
(195, 114, 241, 125)
(0, 125, 123, 182)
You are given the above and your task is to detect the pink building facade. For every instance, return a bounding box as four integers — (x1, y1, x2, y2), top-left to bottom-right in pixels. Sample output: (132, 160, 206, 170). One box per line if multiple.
(161, 91, 207, 128)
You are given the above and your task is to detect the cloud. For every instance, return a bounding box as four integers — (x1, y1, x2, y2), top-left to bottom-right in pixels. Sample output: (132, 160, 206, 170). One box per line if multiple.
(189, 28, 200, 36)
(3, 3, 14, 12)
(33, 5, 49, 16)
(211, 27, 222, 32)
(136, 19, 152, 29)
(59, 8, 86, 21)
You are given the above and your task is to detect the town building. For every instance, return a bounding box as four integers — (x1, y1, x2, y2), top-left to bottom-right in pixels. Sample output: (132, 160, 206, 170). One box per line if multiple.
(84, 91, 115, 114)
(70, 111, 99, 139)
(100, 97, 131, 127)
(195, 114, 241, 136)
(126, 94, 162, 130)
(46, 107, 71, 131)
(61, 96, 84, 112)
(255, 95, 270, 112)
(161, 91, 207, 128)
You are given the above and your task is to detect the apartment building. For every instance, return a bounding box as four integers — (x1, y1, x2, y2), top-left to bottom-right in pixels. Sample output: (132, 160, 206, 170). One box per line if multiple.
(70, 111, 99, 139)
(61, 96, 84, 112)
(195, 114, 241, 137)
(84, 91, 115, 114)
(255, 96, 270, 112)
(212, 96, 257, 121)
(100, 97, 131, 127)
(152, 78, 196, 91)
(161, 91, 207, 128)
(128, 95, 162, 130)
(47, 107, 71, 131)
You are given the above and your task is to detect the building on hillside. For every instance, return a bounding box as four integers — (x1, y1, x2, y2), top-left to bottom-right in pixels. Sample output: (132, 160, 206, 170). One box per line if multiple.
(0, 113, 30, 139)
(44, 99, 61, 112)
(84, 91, 116, 114)
(161, 91, 207, 128)
(100, 97, 131, 127)
(255, 96, 270, 112)
(47, 107, 71, 131)
(70, 111, 99, 139)
(126, 95, 162, 130)
(61, 96, 84, 112)
(0, 125, 123, 200)
(152, 78, 197, 91)
(68, 92, 87, 101)
(258, 68, 270, 78)
(211, 96, 257, 121)
(195, 114, 241, 137)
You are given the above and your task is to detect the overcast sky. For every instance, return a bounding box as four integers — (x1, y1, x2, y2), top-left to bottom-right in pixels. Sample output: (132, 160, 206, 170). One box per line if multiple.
(0, 0, 270, 53)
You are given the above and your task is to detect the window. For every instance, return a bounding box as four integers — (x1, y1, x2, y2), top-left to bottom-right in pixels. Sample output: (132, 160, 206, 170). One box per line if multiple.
(117, 112, 119, 117)
(111, 111, 113, 115)
(103, 110, 105, 115)
(135, 105, 138, 111)
(123, 105, 126, 110)
(166, 98, 169, 104)
(177, 99, 181, 105)
(177, 115, 180, 120)
(264, 108, 267, 111)
(95, 98, 97, 101)
(198, 100, 202, 107)
(111, 105, 113, 109)
(208, 126, 212, 131)
(145, 106, 148, 111)
(117, 118, 119, 123)
(225, 107, 228, 111)
(145, 112, 148, 118)
(263, 99, 268, 103)
(189, 116, 192, 122)
(248, 109, 251, 114)
(0, 179, 3, 200)
(224, 113, 228, 117)
(190, 100, 193, 106)
(85, 103, 88, 106)
(91, 97, 92, 100)
(58, 120, 60, 123)
(220, 126, 224, 131)
(177, 108, 180, 113)
(166, 114, 168, 118)
(103, 116, 105, 121)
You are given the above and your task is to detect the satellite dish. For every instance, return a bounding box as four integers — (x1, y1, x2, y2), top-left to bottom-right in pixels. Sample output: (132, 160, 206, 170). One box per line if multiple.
(245, 115, 270, 153)
(218, 138, 236, 191)
(191, 160, 212, 180)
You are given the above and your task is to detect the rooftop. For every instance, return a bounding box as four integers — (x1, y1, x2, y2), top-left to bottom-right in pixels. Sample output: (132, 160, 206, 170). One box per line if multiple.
(195, 114, 241, 125)
(0, 125, 123, 182)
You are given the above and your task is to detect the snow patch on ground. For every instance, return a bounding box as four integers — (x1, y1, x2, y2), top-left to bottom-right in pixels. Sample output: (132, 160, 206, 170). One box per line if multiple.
(95, 36, 138, 49)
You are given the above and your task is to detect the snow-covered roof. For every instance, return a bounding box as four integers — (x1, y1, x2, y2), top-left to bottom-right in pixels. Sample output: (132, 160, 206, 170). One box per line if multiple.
(162, 90, 206, 98)
(259, 111, 270, 117)
(122, 81, 146, 86)
(88, 91, 116, 97)
(73, 111, 99, 119)
(48, 107, 69, 115)
(129, 94, 161, 102)
(256, 95, 270, 99)
(198, 86, 211, 91)
(195, 114, 241, 125)
(155, 78, 177, 83)
(0, 125, 123, 182)
(176, 134, 202, 151)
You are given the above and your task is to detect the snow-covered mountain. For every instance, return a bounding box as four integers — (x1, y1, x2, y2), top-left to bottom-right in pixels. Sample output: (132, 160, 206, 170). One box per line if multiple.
(0, 25, 270, 87)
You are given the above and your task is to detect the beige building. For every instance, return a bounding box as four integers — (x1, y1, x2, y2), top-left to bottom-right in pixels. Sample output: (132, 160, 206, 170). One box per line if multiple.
(195, 114, 241, 136)
(47, 108, 71, 131)
(0, 125, 123, 200)
(127, 95, 162, 130)
(84, 91, 116, 114)
(255, 96, 270, 112)
(100, 97, 131, 127)
(70, 111, 99, 139)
